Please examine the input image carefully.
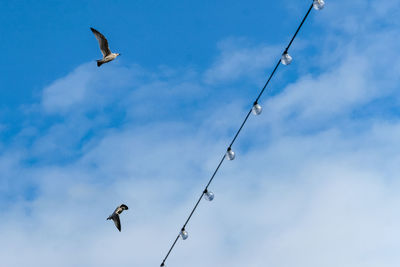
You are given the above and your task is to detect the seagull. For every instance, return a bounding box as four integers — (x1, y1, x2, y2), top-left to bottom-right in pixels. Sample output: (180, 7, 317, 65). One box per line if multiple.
(90, 27, 121, 67)
(107, 204, 129, 232)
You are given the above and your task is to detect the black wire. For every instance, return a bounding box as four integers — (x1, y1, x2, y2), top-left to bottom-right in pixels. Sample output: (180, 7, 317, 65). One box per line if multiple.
(255, 59, 281, 104)
(183, 154, 226, 228)
(285, 4, 314, 52)
(229, 109, 253, 148)
(161, 235, 179, 266)
(160, 2, 315, 266)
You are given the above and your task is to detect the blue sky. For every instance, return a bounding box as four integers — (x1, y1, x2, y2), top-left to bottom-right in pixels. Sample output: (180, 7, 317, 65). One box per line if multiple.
(0, 0, 294, 108)
(1, 0, 400, 266)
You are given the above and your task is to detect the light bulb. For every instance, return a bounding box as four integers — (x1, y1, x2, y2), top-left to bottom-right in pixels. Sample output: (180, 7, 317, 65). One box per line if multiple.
(252, 102, 262, 115)
(281, 52, 292, 65)
(226, 148, 235, 161)
(313, 0, 325, 10)
(204, 190, 215, 201)
(180, 229, 188, 240)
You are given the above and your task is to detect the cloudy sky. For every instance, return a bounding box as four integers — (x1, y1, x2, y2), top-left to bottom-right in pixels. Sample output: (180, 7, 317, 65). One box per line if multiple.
(1, 0, 400, 266)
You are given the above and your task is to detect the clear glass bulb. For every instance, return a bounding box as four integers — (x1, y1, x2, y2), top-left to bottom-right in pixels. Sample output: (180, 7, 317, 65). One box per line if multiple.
(252, 102, 262, 115)
(313, 0, 325, 10)
(180, 229, 189, 240)
(204, 190, 214, 201)
(281, 52, 292, 65)
(226, 148, 235, 161)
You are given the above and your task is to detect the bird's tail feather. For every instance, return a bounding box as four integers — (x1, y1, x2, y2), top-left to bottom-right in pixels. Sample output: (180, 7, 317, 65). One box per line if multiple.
(97, 60, 103, 67)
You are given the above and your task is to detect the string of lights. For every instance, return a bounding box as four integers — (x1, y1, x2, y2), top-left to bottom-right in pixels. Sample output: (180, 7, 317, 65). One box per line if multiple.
(160, 1, 325, 266)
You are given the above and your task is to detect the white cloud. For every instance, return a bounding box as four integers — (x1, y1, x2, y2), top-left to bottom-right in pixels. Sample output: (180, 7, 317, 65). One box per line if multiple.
(41, 63, 142, 115)
(204, 38, 279, 84)
(42, 63, 95, 113)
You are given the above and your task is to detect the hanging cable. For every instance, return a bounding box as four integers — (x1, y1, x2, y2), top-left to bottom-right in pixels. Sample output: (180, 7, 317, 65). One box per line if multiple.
(160, 1, 324, 266)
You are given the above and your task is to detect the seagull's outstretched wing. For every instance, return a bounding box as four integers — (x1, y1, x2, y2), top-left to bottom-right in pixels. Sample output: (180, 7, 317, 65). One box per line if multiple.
(90, 27, 111, 57)
(113, 214, 122, 232)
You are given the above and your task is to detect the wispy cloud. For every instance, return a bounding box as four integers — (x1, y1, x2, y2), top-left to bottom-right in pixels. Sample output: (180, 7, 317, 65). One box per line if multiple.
(204, 38, 279, 85)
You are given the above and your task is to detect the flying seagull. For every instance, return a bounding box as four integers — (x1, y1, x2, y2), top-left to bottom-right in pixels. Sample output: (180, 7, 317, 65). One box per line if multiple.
(90, 27, 121, 67)
(107, 204, 129, 232)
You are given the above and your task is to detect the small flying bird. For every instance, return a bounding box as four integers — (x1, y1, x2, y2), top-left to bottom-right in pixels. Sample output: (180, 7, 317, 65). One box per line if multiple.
(107, 204, 129, 232)
(90, 27, 121, 67)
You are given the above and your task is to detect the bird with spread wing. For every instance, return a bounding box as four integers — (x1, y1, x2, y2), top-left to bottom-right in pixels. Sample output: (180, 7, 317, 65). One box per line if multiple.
(90, 27, 121, 67)
(107, 204, 129, 232)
